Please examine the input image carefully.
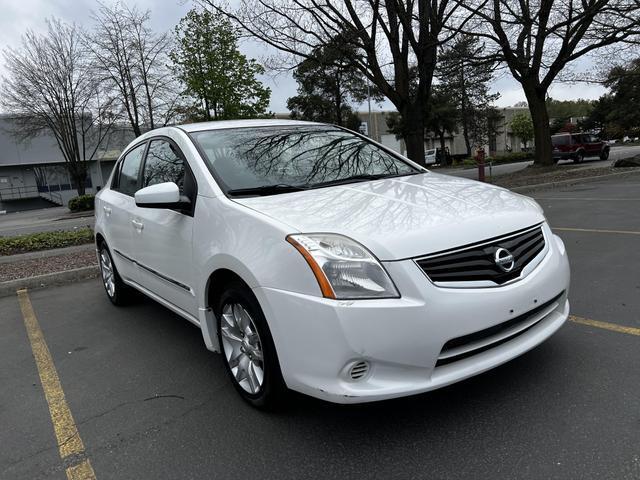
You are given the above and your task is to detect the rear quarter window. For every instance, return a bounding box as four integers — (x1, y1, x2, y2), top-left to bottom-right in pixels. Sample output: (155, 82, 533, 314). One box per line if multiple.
(552, 135, 570, 146)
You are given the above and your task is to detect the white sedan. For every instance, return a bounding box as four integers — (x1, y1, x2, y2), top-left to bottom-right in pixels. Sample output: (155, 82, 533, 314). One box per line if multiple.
(94, 120, 570, 408)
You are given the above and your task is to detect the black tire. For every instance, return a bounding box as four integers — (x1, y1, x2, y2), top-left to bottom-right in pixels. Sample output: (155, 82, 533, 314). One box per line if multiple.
(600, 149, 610, 160)
(573, 151, 585, 163)
(215, 280, 287, 409)
(98, 242, 136, 306)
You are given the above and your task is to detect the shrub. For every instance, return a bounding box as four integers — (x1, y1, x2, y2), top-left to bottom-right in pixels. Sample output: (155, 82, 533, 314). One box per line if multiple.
(489, 152, 533, 164)
(0, 228, 94, 255)
(68, 194, 95, 212)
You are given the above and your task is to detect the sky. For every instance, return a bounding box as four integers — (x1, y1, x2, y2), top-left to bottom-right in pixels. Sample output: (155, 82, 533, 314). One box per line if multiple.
(0, 0, 608, 113)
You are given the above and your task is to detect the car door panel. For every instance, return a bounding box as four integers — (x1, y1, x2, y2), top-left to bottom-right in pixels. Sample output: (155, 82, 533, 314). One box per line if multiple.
(131, 138, 197, 316)
(100, 142, 147, 283)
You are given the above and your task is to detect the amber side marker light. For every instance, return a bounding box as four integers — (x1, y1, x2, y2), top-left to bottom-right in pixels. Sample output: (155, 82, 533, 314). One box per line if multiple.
(286, 236, 336, 299)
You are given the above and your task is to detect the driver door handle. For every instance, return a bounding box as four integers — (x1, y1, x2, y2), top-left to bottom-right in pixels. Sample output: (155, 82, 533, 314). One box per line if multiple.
(103, 205, 112, 216)
(131, 219, 144, 231)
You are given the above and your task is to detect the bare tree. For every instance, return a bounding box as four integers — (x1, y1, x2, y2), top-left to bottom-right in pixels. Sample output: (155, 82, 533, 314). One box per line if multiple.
(87, 1, 180, 136)
(1, 19, 115, 195)
(456, 0, 640, 166)
(203, 0, 464, 166)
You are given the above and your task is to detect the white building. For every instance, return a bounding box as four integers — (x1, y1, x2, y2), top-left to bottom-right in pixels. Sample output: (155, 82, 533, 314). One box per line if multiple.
(0, 115, 134, 208)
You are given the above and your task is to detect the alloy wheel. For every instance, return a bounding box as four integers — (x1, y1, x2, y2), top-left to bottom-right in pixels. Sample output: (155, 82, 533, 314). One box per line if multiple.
(220, 303, 265, 394)
(100, 248, 116, 298)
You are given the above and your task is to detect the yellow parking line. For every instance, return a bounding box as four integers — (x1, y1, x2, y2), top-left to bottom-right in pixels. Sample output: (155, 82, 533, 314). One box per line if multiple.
(17, 289, 97, 480)
(554, 227, 640, 235)
(569, 314, 640, 336)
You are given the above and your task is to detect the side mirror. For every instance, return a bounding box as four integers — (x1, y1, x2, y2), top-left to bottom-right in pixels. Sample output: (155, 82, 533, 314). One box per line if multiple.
(135, 182, 191, 211)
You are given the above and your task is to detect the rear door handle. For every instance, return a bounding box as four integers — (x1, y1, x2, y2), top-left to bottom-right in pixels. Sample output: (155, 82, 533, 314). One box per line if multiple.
(103, 206, 112, 216)
(131, 219, 144, 231)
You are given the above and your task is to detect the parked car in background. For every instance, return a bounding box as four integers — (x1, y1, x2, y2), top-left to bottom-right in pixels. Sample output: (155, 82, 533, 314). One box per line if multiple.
(95, 120, 570, 408)
(552, 133, 610, 163)
(424, 148, 437, 165)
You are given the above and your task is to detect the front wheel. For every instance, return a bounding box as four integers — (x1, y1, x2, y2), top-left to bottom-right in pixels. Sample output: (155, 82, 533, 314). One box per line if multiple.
(600, 149, 610, 160)
(216, 281, 287, 409)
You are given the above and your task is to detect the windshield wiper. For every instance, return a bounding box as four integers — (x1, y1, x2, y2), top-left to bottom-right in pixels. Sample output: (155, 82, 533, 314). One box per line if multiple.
(227, 184, 309, 197)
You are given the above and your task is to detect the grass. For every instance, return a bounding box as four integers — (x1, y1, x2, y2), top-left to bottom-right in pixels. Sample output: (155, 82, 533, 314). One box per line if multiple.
(0, 228, 94, 256)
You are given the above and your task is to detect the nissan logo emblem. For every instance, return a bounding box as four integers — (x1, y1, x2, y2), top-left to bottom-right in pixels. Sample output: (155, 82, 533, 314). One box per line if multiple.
(494, 248, 515, 272)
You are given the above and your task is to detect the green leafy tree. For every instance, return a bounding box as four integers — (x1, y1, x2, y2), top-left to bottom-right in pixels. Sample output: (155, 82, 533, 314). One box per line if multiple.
(546, 98, 594, 120)
(287, 35, 375, 131)
(583, 59, 640, 139)
(385, 86, 458, 164)
(510, 113, 534, 150)
(437, 35, 500, 156)
(426, 88, 459, 165)
(170, 8, 271, 121)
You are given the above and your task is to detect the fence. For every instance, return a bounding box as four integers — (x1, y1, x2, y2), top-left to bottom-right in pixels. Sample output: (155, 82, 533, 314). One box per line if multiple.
(0, 185, 63, 205)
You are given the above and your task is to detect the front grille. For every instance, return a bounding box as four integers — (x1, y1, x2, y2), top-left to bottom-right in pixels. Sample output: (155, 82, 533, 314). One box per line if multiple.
(416, 224, 545, 285)
(435, 291, 565, 367)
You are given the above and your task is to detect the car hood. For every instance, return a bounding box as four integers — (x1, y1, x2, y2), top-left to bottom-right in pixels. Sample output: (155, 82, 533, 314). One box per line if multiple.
(233, 172, 544, 260)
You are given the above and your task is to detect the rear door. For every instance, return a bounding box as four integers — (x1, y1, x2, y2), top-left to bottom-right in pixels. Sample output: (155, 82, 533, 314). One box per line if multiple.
(130, 138, 198, 316)
(585, 135, 601, 156)
(99, 142, 147, 283)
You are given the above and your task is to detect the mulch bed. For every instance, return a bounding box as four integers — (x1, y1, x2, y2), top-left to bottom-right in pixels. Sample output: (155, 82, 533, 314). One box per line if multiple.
(0, 250, 98, 283)
(491, 166, 640, 189)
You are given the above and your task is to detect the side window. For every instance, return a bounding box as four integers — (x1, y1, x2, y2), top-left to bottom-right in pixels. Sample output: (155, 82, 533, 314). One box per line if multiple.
(141, 139, 197, 213)
(114, 143, 146, 196)
(143, 140, 187, 193)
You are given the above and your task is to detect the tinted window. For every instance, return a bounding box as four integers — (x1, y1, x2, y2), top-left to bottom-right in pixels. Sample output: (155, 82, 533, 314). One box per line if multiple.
(190, 126, 419, 194)
(552, 135, 570, 146)
(143, 140, 186, 193)
(116, 143, 146, 196)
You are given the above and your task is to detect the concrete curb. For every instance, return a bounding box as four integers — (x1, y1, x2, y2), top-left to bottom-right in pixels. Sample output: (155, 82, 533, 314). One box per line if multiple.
(510, 168, 640, 194)
(0, 265, 99, 298)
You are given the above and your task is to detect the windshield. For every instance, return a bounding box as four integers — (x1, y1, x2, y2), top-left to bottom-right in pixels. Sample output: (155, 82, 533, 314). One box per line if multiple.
(190, 126, 420, 195)
(552, 135, 571, 146)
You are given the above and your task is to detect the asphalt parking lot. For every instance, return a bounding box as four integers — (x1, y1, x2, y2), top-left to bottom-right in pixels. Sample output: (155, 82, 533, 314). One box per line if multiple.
(1, 175, 639, 480)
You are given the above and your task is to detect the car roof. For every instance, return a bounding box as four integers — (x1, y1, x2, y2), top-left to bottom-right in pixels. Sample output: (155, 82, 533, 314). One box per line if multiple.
(177, 119, 326, 133)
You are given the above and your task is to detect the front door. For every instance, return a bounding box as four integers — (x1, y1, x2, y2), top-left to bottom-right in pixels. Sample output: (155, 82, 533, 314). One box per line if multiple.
(130, 138, 198, 317)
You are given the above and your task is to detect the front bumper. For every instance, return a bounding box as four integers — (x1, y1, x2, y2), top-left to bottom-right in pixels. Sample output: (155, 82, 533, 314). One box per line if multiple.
(254, 226, 570, 404)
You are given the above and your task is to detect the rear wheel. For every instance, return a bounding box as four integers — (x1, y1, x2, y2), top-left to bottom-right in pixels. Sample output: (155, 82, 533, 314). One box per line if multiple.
(215, 281, 287, 409)
(98, 243, 135, 305)
(573, 151, 585, 163)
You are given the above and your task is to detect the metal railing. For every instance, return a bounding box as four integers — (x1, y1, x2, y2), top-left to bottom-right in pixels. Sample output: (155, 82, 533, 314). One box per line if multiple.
(0, 185, 63, 205)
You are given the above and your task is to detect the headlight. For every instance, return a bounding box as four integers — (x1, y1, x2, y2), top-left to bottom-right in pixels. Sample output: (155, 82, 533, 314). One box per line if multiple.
(286, 233, 399, 300)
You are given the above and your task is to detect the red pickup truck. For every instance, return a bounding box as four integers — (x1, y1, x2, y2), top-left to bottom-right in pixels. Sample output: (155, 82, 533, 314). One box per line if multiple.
(552, 133, 610, 163)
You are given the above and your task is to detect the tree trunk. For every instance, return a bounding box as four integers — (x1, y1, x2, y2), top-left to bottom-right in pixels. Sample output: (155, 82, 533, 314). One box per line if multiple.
(439, 131, 448, 166)
(72, 174, 86, 196)
(524, 85, 554, 166)
(462, 119, 472, 157)
(401, 104, 426, 166)
(68, 165, 87, 196)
